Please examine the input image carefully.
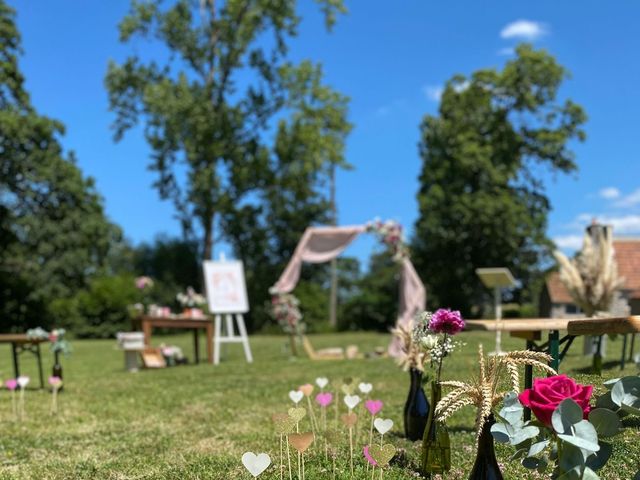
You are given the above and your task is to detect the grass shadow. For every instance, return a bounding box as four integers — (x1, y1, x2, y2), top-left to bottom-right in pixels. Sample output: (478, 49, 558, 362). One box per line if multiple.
(570, 360, 623, 375)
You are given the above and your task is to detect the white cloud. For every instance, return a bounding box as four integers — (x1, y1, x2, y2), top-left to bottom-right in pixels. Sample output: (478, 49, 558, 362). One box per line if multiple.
(500, 20, 548, 40)
(614, 188, 640, 208)
(562, 213, 640, 236)
(497, 47, 515, 56)
(554, 235, 584, 250)
(374, 98, 406, 118)
(599, 187, 621, 200)
(604, 214, 640, 234)
(423, 85, 443, 102)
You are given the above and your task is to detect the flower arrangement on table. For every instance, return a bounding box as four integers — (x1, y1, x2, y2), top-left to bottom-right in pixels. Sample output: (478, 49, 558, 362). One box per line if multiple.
(49, 328, 71, 356)
(27, 327, 71, 383)
(365, 218, 409, 262)
(127, 275, 156, 318)
(176, 286, 207, 317)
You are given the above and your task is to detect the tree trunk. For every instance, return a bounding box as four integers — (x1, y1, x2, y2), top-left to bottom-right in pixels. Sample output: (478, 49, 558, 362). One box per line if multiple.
(203, 213, 215, 260)
(329, 165, 338, 328)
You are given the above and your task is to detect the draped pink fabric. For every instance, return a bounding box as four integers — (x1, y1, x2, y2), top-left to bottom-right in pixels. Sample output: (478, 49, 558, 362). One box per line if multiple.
(271, 225, 426, 357)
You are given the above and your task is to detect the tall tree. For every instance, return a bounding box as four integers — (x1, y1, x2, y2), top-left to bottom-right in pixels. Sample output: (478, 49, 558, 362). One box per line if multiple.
(0, 1, 119, 330)
(106, 0, 346, 260)
(222, 60, 352, 330)
(412, 45, 587, 315)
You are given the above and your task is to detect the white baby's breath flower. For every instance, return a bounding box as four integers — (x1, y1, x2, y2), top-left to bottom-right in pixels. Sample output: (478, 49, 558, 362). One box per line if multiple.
(421, 334, 439, 349)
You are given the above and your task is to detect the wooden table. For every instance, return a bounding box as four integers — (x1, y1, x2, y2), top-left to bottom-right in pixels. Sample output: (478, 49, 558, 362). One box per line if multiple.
(134, 316, 214, 365)
(567, 316, 640, 336)
(567, 316, 640, 369)
(465, 318, 575, 371)
(0, 334, 47, 389)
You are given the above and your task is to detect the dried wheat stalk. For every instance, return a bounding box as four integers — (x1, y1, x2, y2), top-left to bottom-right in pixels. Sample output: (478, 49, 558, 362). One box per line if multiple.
(434, 345, 557, 445)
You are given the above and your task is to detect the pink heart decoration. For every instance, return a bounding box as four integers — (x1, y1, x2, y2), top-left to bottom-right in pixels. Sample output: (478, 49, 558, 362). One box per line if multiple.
(365, 399, 383, 416)
(315, 392, 333, 407)
(363, 445, 378, 466)
(5, 379, 17, 391)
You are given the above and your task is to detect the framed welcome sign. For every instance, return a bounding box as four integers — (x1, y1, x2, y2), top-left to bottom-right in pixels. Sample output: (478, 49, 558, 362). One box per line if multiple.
(203, 260, 249, 314)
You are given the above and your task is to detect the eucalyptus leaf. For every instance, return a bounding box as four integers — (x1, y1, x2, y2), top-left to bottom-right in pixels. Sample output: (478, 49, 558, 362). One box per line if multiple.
(553, 398, 585, 434)
(510, 447, 529, 461)
(511, 425, 540, 446)
(611, 376, 640, 407)
(588, 408, 621, 437)
(499, 393, 524, 426)
(559, 442, 586, 472)
(558, 421, 600, 453)
(528, 439, 550, 457)
(537, 454, 549, 473)
(581, 466, 600, 480)
(522, 456, 539, 469)
(490, 422, 510, 443)
(585, 442, 612, 471)
(602, 378, 620, 391)
(555, 466, 584, 480)
(595, 391, 617, 411)
(620, 402, 640, 416)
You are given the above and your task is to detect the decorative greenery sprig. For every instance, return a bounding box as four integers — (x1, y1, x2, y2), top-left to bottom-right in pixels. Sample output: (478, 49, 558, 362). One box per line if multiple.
(436, 345, 556, 443)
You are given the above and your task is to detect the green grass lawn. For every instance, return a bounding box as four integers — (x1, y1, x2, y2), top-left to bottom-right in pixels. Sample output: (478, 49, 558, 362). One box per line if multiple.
(1, 331, 640, 479)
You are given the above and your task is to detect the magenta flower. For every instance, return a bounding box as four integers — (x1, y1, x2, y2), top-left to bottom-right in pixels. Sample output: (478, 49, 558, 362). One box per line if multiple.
(5, 379, 17, 391)
(429, 308, 465, 335)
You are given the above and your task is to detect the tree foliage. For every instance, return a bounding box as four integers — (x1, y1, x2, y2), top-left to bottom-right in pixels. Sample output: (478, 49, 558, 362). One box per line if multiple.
(412, 45, 587, 315)
(222, 60, 352, 330)
(106, 0, 347, 260)
(0, 1, 119, 331)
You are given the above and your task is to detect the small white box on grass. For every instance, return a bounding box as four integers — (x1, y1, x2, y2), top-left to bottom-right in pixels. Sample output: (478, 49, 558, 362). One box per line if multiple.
(116, 332, 145, 372)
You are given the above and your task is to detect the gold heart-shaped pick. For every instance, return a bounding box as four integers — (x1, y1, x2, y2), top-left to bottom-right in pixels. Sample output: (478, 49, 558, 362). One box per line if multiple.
(272, 413, 295, 435)
(288, 432, 314, 453)
(368, 444, 396, 467)
(341, 384, 355, 395)
(288, 407, 306, 423)
(340, 413, 358, 427)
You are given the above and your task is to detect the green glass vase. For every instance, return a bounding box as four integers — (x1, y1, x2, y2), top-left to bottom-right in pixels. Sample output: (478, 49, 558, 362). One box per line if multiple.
(420, 381, 451, 477)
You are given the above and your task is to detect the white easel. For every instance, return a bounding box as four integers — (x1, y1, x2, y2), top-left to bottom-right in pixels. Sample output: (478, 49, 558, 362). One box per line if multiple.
(204, 254, 253, 365)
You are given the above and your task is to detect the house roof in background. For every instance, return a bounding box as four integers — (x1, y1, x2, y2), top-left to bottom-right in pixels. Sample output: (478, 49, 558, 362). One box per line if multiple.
(546, 272, 574, 303)
(613, 238, 640, 297)
(546, 238, 640, 303)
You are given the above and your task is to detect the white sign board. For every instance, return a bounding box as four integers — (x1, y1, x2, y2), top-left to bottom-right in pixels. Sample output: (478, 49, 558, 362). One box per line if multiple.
(203, 260, 249, 313)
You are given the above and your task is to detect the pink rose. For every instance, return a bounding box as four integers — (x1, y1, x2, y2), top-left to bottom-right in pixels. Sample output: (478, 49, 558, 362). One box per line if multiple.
(518, 375, 593, 427)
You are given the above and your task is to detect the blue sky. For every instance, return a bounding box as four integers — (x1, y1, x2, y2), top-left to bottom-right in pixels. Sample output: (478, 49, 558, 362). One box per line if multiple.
(11, 1, 640, 265)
